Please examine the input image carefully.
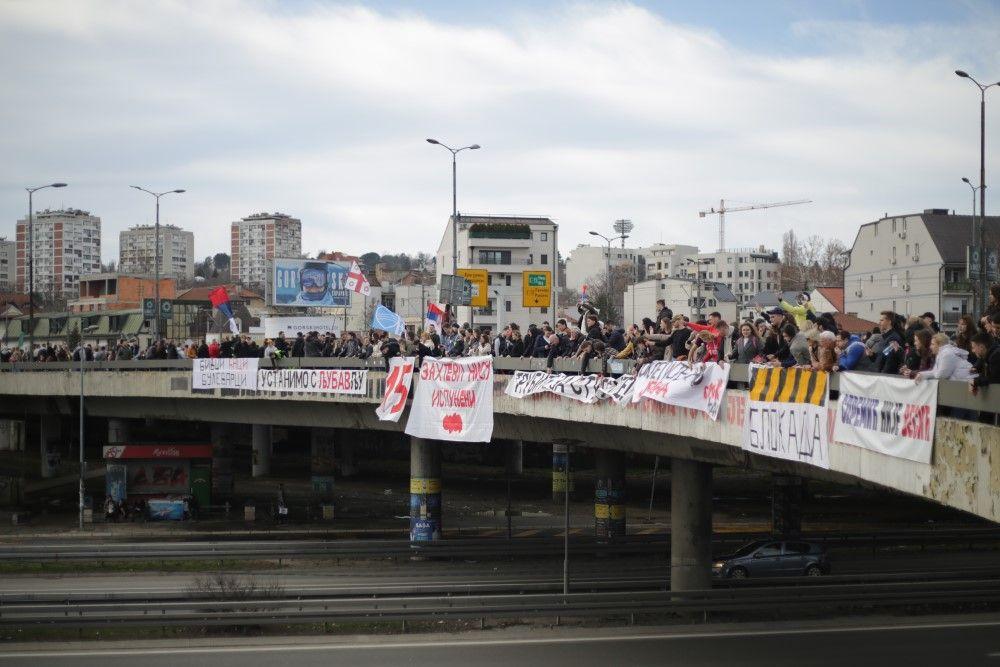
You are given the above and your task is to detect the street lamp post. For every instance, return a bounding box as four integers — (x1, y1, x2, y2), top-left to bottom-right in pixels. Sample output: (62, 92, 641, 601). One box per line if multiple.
(25, 183, 67, 355)
(589, 231, 613, 312)
(426, 139, 480, 323)
(963, 177, 980, 220)
(130, 187, 185, 341)
(955, 70, 999, 315)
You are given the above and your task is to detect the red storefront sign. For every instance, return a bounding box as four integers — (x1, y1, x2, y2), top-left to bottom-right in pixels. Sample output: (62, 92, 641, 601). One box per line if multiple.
(102, 445, 213, 460)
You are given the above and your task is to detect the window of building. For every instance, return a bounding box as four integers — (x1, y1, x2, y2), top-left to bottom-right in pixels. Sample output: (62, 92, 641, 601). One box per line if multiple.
(905, 244, 910, 256)
(478, 250, 511, 265)
(892, 247, 896, 260)
(505, 300, 511, 312)
(505, 275, 511, 287)
(914, 242, 920, 257)
(541, 254, 548, 265)
(540, 307, 548, 314)
(891, 274, 898, 288)
(892, 219, 897, 232)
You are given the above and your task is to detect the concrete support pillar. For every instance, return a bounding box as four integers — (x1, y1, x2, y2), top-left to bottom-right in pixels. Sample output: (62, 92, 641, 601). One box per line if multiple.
(771, 475, 804, 536)
(552, 443, 575, 502)
(107, 418, 130, 445)
(40, 417, 62, 479)
(409, 437, 442, 542)
(504, 440, 523, 476)
(310, 428, 337, 499)
(0, 420, 25, 452)
(251, 424, 271, 478)
(594, 449, 627, 542)
(338, 438, 359, 478)
(670, 459, 713, 592)
(210, 423, 234, 499)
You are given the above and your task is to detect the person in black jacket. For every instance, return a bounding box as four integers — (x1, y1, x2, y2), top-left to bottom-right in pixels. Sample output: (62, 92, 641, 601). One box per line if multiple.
(656, 299, 672, 327)
(875, 310, 905, 374)
(970, 332, 1000, 392)
(603, 322, 626, 352)
(291, 332, 305, 357)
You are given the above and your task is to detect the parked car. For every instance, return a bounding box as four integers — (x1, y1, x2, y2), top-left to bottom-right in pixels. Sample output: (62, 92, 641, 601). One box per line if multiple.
(713, 540, 830, 578)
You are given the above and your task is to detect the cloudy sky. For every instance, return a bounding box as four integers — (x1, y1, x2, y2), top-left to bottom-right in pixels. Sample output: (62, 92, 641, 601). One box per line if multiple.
(1, 0, 998, 264)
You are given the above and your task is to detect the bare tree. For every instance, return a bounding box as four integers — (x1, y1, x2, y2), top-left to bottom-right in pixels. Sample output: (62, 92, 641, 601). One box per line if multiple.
(779, 231, 847, 290)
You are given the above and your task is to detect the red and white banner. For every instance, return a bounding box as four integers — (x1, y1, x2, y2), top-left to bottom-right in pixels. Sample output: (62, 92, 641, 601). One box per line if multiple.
(834, 373, 937, 464)
(630, 361, 730, 420)
(256, 368, 368, 395)
(404, 356, 494, 442)
(103, 445, 213, 459)
(376, 357, 416, 422)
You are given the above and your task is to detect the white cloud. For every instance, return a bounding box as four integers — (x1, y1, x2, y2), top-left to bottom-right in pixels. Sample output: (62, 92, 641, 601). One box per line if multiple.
(0, 0, 997, 264)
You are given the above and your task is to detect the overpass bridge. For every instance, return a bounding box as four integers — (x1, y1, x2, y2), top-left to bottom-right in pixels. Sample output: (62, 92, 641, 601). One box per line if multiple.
(1, 358, 998, 589)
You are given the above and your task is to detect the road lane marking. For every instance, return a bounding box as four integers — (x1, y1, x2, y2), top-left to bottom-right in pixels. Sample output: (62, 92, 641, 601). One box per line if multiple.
(3, 618, 1000, 659)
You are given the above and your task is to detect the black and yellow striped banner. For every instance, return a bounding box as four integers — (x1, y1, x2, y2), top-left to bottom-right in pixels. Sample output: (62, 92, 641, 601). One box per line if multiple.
(749, 366, 828, 406)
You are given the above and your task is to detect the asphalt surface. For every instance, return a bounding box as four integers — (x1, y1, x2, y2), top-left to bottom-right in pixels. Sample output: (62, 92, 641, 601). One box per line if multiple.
(3, 616, 1000, 666)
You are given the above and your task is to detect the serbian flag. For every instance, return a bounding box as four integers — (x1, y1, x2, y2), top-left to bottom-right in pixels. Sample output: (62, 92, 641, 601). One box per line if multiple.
(580, 284, 589, 303)
(425, 302, 445, 331)
(209, 287, 240, 335)
(345, 261, 371, 296)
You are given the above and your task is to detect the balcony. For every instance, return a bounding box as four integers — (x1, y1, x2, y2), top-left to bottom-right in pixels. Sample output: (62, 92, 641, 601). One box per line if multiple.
(468, 223, 531, 240)
(943, 281, 973, 294)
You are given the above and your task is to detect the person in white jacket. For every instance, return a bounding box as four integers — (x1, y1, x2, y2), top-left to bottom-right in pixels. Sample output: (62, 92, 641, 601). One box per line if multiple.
(915, 333, 978, 382)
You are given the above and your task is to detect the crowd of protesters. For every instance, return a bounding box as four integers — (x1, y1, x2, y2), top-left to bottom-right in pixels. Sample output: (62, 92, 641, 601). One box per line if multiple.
(7, 285, 1000, 399)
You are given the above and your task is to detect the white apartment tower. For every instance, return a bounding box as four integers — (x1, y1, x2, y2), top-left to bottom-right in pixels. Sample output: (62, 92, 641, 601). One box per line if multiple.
(15, 208, 102, 298)
(0, 237, 14, 291)
(119, 224, 195, 280)
(231, 212, 302, 288)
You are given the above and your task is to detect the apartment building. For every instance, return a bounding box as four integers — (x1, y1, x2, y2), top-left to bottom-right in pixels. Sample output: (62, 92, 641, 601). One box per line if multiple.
(119, 224, 195, 280)
(231, 212, 302, 288)
(15, 208, 101, 298)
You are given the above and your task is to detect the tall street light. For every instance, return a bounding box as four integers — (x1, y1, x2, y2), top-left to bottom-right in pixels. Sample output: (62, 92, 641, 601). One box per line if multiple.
(963, 177, 980, 219)
(955, 70, 999, 314)
(130, 186, 185, 341)
(25, 182, 67, 354)
(425, 139, 480, 276)
(589, 231, 613, 311)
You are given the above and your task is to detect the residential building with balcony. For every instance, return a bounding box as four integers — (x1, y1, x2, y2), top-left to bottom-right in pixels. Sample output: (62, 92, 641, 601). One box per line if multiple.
(845, 209, 1000, 329)
(14, 208, 101, 298)
(641, 243, 699, 281)
(119, 224, 195, 280)
(435, 215, 558, 331)
(678, 246, 780, 313)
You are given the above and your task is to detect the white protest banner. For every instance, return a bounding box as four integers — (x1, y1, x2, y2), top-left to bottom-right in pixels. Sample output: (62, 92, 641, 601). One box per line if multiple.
(256, 368, 368, 395)
(404, 356, 493, 442)
(263, 316, 340, 338)
(376, 357, 416, 422)
(504, 371, 611, 404)
(834, 373, 936, 464)
(192, 358, 259, 390)
(605, 374, 637, 404)
(630, 361, 730, 421)
(743, 366, 829, 469)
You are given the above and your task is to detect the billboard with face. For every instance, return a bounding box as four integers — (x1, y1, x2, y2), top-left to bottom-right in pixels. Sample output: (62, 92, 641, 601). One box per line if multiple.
(273, 259, 350, 307)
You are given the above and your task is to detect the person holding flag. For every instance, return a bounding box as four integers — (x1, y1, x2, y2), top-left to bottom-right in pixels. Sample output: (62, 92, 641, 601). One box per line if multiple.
(209, 287, 240, 336)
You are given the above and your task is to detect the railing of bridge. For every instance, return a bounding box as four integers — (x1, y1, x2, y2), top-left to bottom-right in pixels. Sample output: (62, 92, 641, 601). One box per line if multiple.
(2, 358, 999, 420)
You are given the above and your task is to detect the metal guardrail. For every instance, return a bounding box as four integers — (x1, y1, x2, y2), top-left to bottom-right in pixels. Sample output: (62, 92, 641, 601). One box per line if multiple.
(3, 579, 1000, 629)
(2, 529, 998, 563)
(3, 358, 1000, 416)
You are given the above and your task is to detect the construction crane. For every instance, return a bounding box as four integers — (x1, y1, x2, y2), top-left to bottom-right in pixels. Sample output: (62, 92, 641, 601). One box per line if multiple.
(699, 198, 811, 252)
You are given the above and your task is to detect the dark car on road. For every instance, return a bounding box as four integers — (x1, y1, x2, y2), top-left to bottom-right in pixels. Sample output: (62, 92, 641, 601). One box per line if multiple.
(713, 540, 831, 578)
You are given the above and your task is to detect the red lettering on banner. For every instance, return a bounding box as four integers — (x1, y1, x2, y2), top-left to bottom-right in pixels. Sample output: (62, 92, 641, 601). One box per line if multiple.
(901, 404, 931, 441)
(703, 380, 723, 402)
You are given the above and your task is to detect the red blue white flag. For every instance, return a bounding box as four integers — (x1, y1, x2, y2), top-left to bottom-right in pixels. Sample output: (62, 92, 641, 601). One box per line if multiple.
(345, 261, 371, 296)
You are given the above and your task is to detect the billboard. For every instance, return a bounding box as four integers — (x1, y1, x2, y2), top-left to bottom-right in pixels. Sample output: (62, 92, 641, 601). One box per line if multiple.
(457, 269, 488, 307)
(522, 270, 551, 307)
(272, 259, 350, 307)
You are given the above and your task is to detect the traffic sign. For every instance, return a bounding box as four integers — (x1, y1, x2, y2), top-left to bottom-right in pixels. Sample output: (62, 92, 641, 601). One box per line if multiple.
(143, 298, 155, 319)
(522, 270, 551, 308)
(457, 269, 489, 308)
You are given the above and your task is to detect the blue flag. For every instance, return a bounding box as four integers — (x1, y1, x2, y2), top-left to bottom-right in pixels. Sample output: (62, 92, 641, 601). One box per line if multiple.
(371, 304, 405, 336)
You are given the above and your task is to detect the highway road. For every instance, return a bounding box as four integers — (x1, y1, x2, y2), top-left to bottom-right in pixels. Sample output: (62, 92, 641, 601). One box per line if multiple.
(4, 548, 1000, 599)
(3, 616, 1000, 666)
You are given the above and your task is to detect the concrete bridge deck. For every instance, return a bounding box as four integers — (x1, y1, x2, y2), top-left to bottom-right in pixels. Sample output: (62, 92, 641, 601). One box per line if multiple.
(1, 359, 997, 524)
